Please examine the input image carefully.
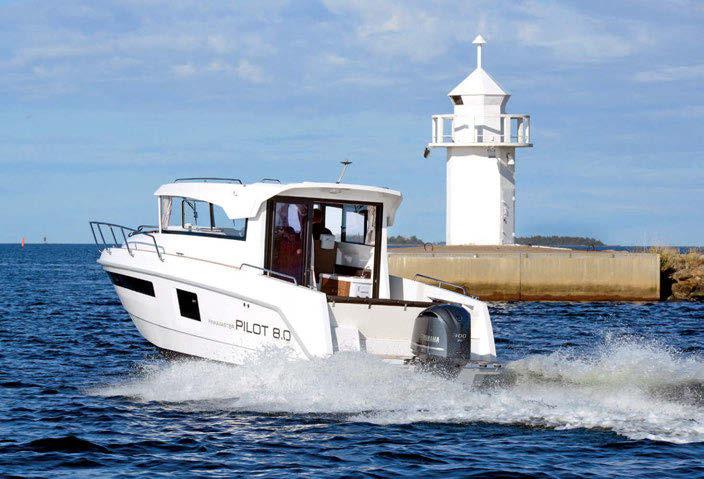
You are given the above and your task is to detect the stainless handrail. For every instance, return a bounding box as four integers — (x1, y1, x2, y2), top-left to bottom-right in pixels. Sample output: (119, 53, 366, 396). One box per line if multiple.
(174, 177, 243, 184)
(129, 225, 159, 236)
(89, 221, 164, 262)
(240, 263, 298, 286)
(413, 273, 467, 295)
(260, 178, 281, 183)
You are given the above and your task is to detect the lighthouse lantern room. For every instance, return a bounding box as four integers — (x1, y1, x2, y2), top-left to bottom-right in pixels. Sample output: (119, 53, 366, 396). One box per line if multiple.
(426, 35, 532, 245)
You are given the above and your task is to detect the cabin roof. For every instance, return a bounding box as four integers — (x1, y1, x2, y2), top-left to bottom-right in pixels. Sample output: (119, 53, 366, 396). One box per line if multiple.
(154, 181, 403, 226)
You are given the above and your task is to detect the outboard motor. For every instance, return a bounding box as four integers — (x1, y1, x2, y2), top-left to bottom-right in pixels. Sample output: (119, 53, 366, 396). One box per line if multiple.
(410, 304, 472, 376)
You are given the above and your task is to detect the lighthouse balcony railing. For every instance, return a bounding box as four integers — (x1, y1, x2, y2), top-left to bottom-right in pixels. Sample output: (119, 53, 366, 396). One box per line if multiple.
(430, 114, 531, 146)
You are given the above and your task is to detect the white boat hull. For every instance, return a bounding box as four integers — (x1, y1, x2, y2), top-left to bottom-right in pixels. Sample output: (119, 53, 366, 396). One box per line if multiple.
(98, 244, 497, 368)
(100, 249, 333, 364)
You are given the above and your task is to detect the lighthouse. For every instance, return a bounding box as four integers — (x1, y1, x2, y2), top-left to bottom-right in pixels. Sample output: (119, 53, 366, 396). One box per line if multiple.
(426, 35, 532, 245)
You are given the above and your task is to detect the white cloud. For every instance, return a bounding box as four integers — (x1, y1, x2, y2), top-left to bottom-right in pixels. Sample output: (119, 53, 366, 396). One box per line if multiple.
(171, 59, 265, 83)
(644, 105, 704, 119)
(320, 0, 655, 64)
(513, 1, 653, 62)
(206, 35, 233, 54)
(0, 0, 696, 104)
(0, 0, 281, 92)
(234, 59, 265, 83)
(206, 61, 228, 73)
(334, 74, 398, 87)
(172, 63, 196, 77)
(634, 64, 704, 83)
(322, 54, 351, 67)
(10, 33, 226, 67)
(321, 0, 473, 62)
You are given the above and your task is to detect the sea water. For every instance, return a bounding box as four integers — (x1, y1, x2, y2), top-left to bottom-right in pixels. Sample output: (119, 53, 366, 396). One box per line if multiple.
(1, 244, 703, 477)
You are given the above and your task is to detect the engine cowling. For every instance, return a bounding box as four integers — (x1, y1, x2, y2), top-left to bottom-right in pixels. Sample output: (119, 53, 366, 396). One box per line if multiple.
(410, 304, 472, 375)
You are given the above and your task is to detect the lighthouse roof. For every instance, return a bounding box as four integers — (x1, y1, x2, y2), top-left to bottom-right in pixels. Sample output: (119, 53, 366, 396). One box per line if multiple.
(448, 35, 508, 97)
(447, 67, 508, 97)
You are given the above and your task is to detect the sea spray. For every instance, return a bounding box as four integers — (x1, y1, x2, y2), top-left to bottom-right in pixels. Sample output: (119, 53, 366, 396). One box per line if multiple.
(509, 334, 704, 387)
(90, 338, 704, 443)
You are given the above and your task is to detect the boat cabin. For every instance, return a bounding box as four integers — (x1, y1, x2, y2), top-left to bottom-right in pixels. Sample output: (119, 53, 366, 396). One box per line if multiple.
(153, 179, 403, 300)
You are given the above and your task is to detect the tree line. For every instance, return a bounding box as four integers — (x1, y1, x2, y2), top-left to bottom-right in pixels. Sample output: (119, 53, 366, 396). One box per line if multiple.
(515, 235, 605, 247)
(388, 234, 605, 247)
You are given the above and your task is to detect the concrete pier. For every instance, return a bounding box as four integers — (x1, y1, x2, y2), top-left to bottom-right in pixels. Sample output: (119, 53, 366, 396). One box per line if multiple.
(388, 246, 661, 301)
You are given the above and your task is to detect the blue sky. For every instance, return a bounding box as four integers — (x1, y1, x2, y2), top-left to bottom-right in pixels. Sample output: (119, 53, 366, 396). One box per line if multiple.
(1, 0, 703, 245)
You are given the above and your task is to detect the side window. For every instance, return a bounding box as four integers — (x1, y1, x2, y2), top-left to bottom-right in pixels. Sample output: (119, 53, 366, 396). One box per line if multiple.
(324, 205, 342, 241)
(212, 204, 247, 239)
(182, 198, 209, 229)
(160, 196, 246, 240)
(342, 205, 367, 244)
(161, 196, 181, 230)
(177, 289, 201, 321)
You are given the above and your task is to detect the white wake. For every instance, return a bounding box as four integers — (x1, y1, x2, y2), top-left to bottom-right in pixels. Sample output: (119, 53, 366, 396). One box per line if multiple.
(90, 338, 704, 444)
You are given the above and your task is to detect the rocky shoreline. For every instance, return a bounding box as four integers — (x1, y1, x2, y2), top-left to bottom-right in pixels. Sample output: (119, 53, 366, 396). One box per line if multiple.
(654, 248, 704, 300)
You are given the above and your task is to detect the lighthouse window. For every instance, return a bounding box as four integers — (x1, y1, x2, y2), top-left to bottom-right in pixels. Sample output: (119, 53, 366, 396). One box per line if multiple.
(451, 95, 463, 105)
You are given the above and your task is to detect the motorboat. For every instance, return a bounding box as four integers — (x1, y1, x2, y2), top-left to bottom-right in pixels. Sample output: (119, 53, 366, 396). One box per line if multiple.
(90, 178, 508, 385)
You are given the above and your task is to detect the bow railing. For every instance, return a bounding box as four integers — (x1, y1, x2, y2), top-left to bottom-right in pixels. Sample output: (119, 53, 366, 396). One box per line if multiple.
(89, 221, 164, 261)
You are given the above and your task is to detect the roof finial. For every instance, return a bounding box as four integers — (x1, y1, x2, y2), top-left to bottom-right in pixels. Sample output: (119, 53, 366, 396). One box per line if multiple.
(473, 34, 486, 69)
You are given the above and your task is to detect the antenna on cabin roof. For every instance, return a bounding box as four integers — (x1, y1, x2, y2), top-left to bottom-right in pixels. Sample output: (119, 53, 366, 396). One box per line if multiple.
(336, 159, 352, 184)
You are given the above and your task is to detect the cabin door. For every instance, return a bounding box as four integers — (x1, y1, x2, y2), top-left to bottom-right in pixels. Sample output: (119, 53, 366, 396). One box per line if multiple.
(266, 199, 311, 286)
